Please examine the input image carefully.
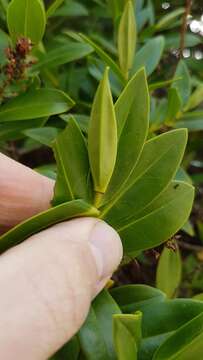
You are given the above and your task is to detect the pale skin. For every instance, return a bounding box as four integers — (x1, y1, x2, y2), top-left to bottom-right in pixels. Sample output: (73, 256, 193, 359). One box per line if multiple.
(0, 153, 123, 360)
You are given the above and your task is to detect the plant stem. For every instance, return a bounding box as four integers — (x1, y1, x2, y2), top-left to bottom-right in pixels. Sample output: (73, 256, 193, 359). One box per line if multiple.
(94, 191, 104, 208)
(179, 0, 192, 58)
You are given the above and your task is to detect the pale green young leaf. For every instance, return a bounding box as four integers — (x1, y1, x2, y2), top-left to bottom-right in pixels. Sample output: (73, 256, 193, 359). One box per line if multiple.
(118, 181, 194, 253)
(102, 68, 149, 206)
(113, 312, 142, 360)
(0, 89, 74, 122)
(0, 200, 99, 254)
(118, 1, 137, 78)
(184, 84, 203, 112)
(156, 243, 182, 298)
(101, 129, 188, 229)
(88, 68, 117, 205)
(52, 118, 92, 206)
(7, 0, 46, 44)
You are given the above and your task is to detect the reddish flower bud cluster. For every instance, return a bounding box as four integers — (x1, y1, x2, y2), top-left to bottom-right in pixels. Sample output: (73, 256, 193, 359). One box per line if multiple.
(0, 37, 35, 99)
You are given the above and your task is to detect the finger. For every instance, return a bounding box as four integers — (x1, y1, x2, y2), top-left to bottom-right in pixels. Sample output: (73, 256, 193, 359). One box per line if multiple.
(0, 217, 123, 360)
(0, 153, 54, 231)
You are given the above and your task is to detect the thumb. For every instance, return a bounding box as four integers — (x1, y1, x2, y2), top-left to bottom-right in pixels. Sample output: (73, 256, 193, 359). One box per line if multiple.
(0, 217, 122, 360)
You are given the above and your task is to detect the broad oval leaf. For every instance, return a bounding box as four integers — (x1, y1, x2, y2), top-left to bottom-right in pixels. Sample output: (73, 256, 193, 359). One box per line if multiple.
(118, 181, 194, 253)
(101, 129, 188, 230)
(156, 243, 182, 298)
(118, 1, 137, 78)
(7, 0, 46, 44)
(88, 68, 117, 205)
(52, 118, 92, 205)
(0, 200, 99, 254)
(24, 127, 59, 146)
(184, 84, 203, 112)
(102, 68, 149, 206)
(0, 88, 74, 122)
(131, 36, 165, 77)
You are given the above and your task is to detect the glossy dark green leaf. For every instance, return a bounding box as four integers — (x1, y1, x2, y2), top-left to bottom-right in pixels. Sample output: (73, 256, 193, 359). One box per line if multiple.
(111, 285, 166, 313)
(113, 313, 142, 360)
(156, 243, 182, 298)
(0, 200, 99, 254)
(52, 118, 92, 205)
(131, 36, 165, 77)
(102, 68, 149, 206)
(78, 290, 121, 360)
(153, 311, 203, 359)
(23, 127, 59, 146)
(7, 0, 46, 44)
(51, 336, 80, 360)
(172, 60, 191, 107)
(0, 89, 74, 122)
(119, 181, 194, 253)
(101, 129, 188, 230)
(33, 42, 93, 71)
(88, 68, 117, 205)
(0, 118, 46, 141)
(118, 1, 137, 78)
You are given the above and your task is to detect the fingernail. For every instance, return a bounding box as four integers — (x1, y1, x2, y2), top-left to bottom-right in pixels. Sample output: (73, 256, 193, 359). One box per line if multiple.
(89, 221, 123, 281)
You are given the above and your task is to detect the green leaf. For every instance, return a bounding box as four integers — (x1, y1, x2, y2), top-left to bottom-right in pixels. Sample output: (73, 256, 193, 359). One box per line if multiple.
(118, 0, 137, 78)
(7, 0, 46, 44)
(0, 118, 46, 141)
(78, 290, 121, 360)
(46, 0, 64, 18)
(32, 42, 93, 71)
(101, 129, 188, 230)
(184, 84, 203, 112)
(0, 89, 74, 122)
(113, 313, 142, 360)
(118, 181, 194, 253)
(111, 285, 166, 313)
(153, 311, 203, 359)
(131, 36, 165, 77)
(165, 88, 182, 123)
(23, 127, 59, 146)
(53, 0, 88, 17)
(102, 68, 149, 206)
(193, 294, 203, 301)
(52, 118, 92, 205)
(88, 68, 117, 205)
(51, 336, 80, 360)
(79, 33, 125, 84)
(156, 243, 182, 298)
(155, 8, 185, 31)
(172, 60, 191, 107)
(0, 200, 99, 254)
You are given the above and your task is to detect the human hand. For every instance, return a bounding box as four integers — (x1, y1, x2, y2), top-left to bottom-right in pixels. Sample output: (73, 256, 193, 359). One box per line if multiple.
(0, 153, 123, 360)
